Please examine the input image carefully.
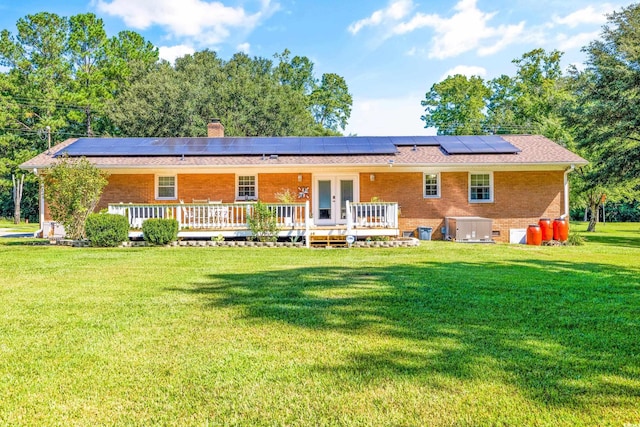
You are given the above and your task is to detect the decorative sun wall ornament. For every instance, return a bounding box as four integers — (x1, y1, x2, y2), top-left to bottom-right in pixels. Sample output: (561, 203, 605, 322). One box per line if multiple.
(297, 186, 309, 199)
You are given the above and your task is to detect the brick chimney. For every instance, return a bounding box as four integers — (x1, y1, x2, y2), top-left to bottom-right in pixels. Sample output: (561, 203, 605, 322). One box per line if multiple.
(207, 118, 224, 137)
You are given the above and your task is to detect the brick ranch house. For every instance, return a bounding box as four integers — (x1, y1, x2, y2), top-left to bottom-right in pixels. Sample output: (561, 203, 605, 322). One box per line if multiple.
(21, 120, 587, 244)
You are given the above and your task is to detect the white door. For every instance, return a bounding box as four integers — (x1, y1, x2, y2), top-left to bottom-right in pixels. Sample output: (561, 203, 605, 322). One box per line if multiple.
(314, 175, 358, 226)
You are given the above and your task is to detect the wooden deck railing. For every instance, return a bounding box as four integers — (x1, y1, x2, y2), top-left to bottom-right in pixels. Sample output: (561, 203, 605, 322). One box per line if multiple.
(346, 201, 399, 232)
(108, 202, 309, 230)
(108, 200, 399, 247)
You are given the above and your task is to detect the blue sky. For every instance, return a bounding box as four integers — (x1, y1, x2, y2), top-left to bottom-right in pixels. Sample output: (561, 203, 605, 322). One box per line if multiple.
(0, 0, 623, 135)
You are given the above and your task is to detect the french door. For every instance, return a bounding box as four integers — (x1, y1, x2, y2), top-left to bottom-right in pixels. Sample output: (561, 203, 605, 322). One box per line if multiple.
(314, 175, 358, 226)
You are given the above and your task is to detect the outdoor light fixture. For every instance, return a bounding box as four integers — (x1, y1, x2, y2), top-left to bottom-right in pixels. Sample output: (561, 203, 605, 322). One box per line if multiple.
(370, 174, 375, 181)
(298, 174, 303, 182)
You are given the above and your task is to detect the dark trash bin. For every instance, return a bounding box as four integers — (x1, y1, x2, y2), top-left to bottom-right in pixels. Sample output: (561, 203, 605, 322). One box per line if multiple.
(417, 226, 433, 240)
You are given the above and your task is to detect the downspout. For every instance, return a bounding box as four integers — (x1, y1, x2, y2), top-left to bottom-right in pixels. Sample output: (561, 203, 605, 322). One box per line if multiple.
(561, 164, 575, 219)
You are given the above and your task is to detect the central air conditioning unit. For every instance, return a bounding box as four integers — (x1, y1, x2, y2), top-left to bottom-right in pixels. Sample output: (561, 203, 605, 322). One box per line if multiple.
(445, 217, 494, 243)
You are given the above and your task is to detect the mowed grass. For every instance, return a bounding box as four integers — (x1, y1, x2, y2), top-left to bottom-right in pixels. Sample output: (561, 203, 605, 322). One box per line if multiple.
(0, 223, 639, 426)
(0, 218, 39, 233)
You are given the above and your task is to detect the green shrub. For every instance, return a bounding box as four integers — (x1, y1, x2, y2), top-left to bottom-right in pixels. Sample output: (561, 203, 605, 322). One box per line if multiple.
(142, 218, 179, 245)
(247, 201, 279, 242)
(43, 155, 109, 239)
(85, 213, 130, 247)
(566, 230, 585, 246)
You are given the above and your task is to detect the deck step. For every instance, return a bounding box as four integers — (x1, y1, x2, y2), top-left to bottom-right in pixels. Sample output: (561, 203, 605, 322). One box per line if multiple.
(309, 234, 348, 247)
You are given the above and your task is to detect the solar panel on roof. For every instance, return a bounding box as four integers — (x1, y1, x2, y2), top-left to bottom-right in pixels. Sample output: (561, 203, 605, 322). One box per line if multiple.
(58, 136, 399, 157)
(301, 144, 325, 154)
(438, 137, 470, 154)
(57, 135, 520, 157)
(438, 135, 521, 155)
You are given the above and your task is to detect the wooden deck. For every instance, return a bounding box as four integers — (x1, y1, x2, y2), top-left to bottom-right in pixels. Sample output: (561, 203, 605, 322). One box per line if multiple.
(108, 201, 400, 248)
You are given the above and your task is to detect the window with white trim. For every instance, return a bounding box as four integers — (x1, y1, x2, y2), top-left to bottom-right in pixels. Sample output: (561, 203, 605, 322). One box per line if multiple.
(423, 172, 440, 198)
(469, 172, 493, 202)
(237, 175, 257, 200)
(156, 175, 177, 200)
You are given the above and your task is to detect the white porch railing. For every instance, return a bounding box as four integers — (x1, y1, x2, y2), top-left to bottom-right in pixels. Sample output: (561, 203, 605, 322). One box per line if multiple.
(346, 201, 399, 232)
(108, 201, 398, 247)
(108, 202, 309, 230)
(108, 204, 179, 229)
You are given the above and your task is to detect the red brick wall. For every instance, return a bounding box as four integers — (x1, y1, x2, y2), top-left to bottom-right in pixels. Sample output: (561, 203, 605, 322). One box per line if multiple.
(98, 174, 155, 210)
(95, 173, 313, 208)
(257, 173, 312, 202)
(178, 174, 235, 202)
(361, 171, 564, 242)
(71, 170, 564, 243)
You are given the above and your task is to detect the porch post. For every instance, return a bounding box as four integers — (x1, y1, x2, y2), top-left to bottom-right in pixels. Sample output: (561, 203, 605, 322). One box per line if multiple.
(305, 200, 310, 249)
(393, 203, 399, 230)
(346, 200, 352, 236)
(39, 180, 45, 230)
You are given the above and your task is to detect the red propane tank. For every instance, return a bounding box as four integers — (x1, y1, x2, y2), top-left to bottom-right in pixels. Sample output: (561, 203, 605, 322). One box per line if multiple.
(539, 218, 553, 241)
(527, 224, 542, 246)
(553, 218, 569, 242)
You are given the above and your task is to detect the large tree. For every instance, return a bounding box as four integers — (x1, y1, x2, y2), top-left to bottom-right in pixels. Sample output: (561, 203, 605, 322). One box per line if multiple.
(0, 12, 158, 221)
(0, 12, 71, 137)
(107, 61, 190, 137)
(218, 52, 315, 136)
(421, 74, 490, 135)
(310, 73, 352, 132)
(560, 3, 640, 230)
(568, 3, 640, 183)
(0, 13, 71, 222)
(273, 49, 316, 94)
(103, 30, 158, 89)
(67, 13, 109, 137)
(109, 50, 349, 137)
(422, 49, 571, 139)
(275, 49, 352, 132)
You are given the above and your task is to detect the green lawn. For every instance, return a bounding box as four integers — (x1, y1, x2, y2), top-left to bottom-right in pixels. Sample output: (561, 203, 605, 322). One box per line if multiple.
(0, 218, 39, 233)
(0, 223, 639, 426)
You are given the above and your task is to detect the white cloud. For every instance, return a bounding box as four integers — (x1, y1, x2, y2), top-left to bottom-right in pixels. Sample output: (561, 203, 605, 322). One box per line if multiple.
(348, 0, 413, 34)
(439, 65, 487, 81)
(159, 44, 195, 63)
(97, 0, 279, 46)
(556, 30, 600, 51)
(553, 4, 614, 28)
(237, 42, 251, 53)
(344, 93, 433, 136)
(350, 0, 525, 59)
(392, 12, 438, 35)
(393, 0, 526, 59)
(477, 21, 526, 56)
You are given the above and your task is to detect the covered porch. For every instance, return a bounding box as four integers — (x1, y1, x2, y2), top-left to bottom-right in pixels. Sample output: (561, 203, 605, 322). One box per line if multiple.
(107, 200, 400, 247)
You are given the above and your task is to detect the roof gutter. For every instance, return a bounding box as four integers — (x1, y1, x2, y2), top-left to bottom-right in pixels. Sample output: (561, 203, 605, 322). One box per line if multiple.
(20, 160, 588, 173)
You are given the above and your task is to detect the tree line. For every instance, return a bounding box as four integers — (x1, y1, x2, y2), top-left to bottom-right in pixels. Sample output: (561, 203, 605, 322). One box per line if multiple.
(421, 3, 640, 230)
(0, 12, 352, 222)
